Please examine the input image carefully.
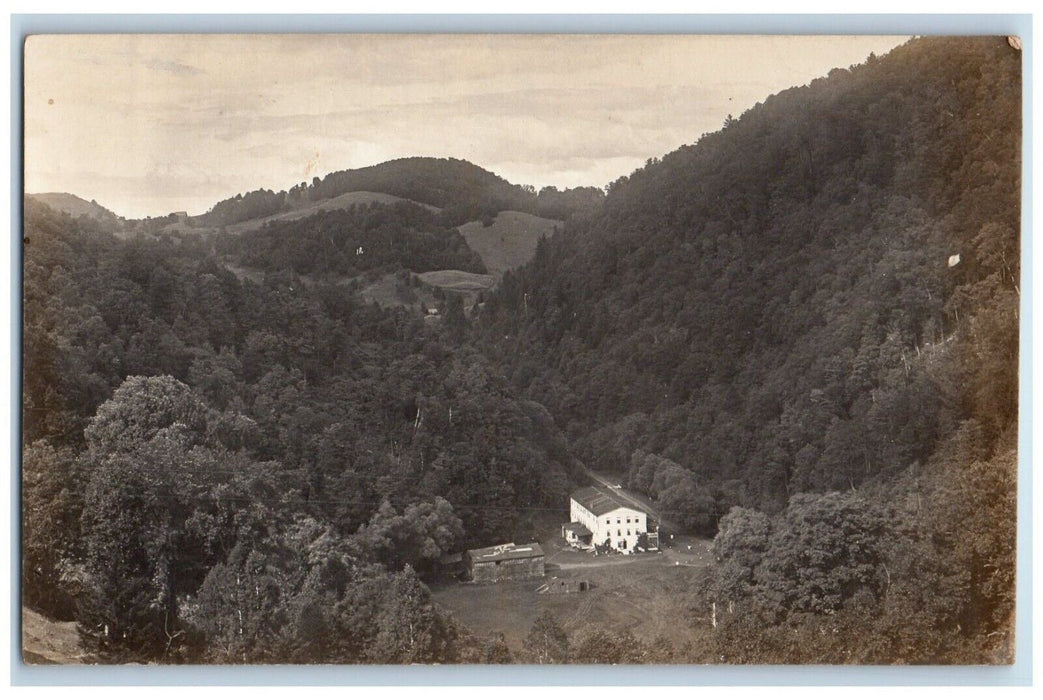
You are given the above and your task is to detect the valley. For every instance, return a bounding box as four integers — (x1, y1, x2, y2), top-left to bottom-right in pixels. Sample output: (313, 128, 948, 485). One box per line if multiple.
(20, 35, 1021, 666)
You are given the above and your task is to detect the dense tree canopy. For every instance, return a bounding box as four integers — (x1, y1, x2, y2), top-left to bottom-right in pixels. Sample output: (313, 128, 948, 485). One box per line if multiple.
(21, 193, 574, 662)
(216, 201, 488, 277)
(479, 36, 1019, 515)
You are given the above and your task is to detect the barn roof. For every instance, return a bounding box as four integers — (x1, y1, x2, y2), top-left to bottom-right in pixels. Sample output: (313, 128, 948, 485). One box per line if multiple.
(467, 542, 545, 563)
(570, 486, 643, 516)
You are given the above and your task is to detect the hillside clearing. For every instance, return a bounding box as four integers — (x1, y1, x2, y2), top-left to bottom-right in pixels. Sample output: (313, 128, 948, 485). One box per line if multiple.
(457, 210, 561, 276)
(225, 191, 439, 234)
(416, 269, 497, 292)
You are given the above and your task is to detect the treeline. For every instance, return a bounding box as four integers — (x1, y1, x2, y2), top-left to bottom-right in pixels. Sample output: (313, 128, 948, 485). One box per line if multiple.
(477, 36, 1019, 661)
(216, 201, 487, 277)
(22, 197, 576, 662)
(198, 157, 605, 228)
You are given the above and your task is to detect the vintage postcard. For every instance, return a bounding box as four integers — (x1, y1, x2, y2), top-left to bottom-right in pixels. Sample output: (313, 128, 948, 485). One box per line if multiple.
(21, 33, 1020, 666)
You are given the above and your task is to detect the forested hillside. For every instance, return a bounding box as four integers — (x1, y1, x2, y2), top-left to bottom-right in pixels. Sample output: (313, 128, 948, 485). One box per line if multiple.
(22, 197, 575, 662)
(478, 36, 1020, 661)
(216, 200, 488, 277)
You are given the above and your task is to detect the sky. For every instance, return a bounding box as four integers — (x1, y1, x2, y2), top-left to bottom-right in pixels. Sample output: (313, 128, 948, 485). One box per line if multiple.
(24, 34, 908, 219)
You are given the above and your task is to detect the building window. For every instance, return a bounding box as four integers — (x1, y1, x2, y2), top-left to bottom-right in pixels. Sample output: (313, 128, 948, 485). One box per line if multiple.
(627, 529, 631, 535)
(617, 529, 621, 536)
(626, 517, 631, 523)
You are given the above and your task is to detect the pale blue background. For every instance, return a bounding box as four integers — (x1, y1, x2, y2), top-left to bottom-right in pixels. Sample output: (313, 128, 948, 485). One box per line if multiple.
(10, 13, 1033, 686)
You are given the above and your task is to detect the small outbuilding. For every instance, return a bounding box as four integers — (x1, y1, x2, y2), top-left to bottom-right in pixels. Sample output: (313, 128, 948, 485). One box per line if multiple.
(562, 521, 593, 548)
(538, 578, 591, 594)
(465, 542, 545, 584)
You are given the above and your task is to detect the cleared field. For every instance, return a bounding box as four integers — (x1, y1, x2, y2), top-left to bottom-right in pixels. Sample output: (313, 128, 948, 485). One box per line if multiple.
(22, 607, 86, 665)
(414, 270, 497, 315)
(220, 264, 491, 314)
(430, 537, 713, 654)
(225, 191, 440, 234)
(457, 211, 561, 276)
(416, 269, 497, 292)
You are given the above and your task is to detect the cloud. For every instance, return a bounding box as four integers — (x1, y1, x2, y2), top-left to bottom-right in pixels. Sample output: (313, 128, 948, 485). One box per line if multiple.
(24, 34, 910, 217)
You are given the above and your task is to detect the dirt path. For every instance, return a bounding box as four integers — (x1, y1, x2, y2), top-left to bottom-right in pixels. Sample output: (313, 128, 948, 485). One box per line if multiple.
(554, 555, 666, 570)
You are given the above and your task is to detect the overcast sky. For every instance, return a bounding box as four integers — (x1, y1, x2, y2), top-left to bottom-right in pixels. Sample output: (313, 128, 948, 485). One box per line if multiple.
(25, 34, 908, 219)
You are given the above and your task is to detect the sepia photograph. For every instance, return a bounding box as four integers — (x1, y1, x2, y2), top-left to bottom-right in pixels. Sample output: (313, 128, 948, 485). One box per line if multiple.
(20, 30, 1021, 668)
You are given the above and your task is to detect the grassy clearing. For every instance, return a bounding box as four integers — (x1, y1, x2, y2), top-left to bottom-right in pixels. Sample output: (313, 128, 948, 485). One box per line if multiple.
(415, 270, 497, 314)
(415, 270, 497, 292)
(220, 264, 493, 315)
(457, 211, 561, 276)
(361, 270, 497, 312)
(430, 535, 713, 654)
(226, 191, 438, 234)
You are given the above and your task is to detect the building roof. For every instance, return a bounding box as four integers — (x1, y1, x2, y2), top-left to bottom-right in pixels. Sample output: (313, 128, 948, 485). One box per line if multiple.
(570, 485, 645, 517)
(466, 542, 545, 563)
(563, 522, 592, 537)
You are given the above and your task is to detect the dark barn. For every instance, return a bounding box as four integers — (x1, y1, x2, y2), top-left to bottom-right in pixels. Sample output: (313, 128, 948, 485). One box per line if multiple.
(465, 542, 545, 583)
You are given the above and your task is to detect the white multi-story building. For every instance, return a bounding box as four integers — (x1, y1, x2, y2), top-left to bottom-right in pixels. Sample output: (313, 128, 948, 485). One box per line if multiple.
(562, 486, 656, 554)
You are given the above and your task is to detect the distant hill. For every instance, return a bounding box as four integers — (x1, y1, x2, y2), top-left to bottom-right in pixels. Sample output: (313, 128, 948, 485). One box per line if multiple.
(458, 210, 562, 276)
(27, 193, 121, 227)
(197, 157, 601, 229)
(306, 157, 536, 226)
(201, 158, 589, 283)
(29, 160, 592, 288)
(199, 157, 540, 229)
